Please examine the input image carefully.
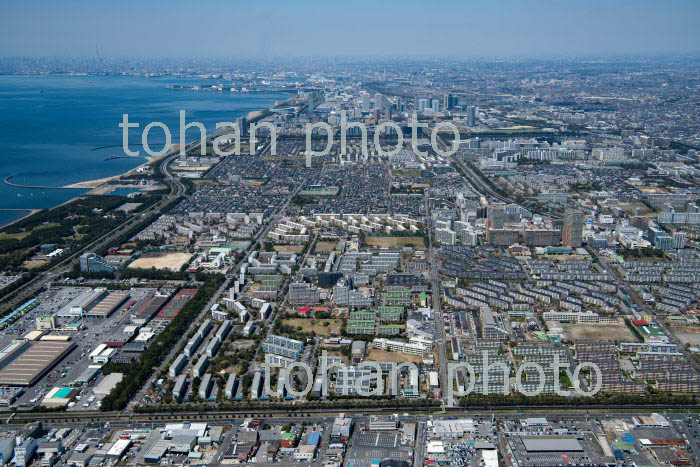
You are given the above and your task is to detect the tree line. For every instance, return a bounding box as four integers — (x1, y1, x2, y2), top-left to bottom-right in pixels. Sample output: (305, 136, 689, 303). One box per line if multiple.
(100, 274, 225, 411)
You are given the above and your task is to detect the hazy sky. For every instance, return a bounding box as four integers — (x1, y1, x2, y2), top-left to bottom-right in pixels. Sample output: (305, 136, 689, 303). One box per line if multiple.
(1, 0, 699, 58)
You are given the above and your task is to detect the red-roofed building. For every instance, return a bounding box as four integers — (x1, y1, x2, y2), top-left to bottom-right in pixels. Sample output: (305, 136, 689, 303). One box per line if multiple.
(247, 418, 266, 430)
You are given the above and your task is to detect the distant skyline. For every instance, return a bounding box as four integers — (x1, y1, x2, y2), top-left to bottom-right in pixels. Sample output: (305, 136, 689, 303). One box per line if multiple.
(1, 0, 699, 58)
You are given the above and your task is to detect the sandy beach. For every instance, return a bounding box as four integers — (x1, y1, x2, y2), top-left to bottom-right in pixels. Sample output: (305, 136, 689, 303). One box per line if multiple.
(62, 152, 171, 189)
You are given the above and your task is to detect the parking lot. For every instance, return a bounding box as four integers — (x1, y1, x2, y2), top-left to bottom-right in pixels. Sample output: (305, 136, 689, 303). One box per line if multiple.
(2, 286, 156, 409)
(346, 430, 413, 467)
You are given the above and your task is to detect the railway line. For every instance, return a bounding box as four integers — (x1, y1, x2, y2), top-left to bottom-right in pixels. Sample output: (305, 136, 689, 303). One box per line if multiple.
(7, 403, 700, 425)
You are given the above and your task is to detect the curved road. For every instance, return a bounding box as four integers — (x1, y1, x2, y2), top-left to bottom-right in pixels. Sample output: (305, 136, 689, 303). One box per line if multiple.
(0, 148, 186, 315)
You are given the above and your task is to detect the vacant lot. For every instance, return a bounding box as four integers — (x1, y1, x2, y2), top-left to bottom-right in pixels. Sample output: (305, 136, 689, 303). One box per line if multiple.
(128, 252, 192, 272)
(315, 241, 337, 254)
(273, 244, 305, 254)
(281, 318, 342, 337)
(365, 236, 425, 248)
(671, 326, 700, 346)
(193, 179, 219, 186)
(367, 348, 423, 364)
(22, 260, 46, 269)
(563, 323, 635, 341)
(392, 168, 421, 178)
(229, 340, 256, 350)
(619, 201, 653, 216)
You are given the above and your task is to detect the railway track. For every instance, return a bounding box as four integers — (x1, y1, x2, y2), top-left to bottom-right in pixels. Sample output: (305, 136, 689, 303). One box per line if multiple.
(8, 403, 700, 424)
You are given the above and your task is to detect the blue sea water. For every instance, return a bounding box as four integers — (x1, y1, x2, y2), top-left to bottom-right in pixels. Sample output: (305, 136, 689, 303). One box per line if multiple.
(0, 75, 287, 226)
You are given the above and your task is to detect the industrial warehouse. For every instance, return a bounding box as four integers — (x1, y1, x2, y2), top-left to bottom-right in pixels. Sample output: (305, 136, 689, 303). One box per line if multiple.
(0, 340, 76, 386)
(83, 290, 130, 318)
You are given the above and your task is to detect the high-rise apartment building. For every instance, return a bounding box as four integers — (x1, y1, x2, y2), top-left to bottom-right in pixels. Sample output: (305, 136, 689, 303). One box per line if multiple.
(487, 204, 505, 229)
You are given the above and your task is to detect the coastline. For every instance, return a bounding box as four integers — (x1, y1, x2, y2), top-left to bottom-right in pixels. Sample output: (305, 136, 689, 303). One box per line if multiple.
(0, 209, 42, 229)
(0, 153, 167, 229)
(60, 104, 283, 189)
(1, 92, 294, 229)
(62, 153, 165, 189)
